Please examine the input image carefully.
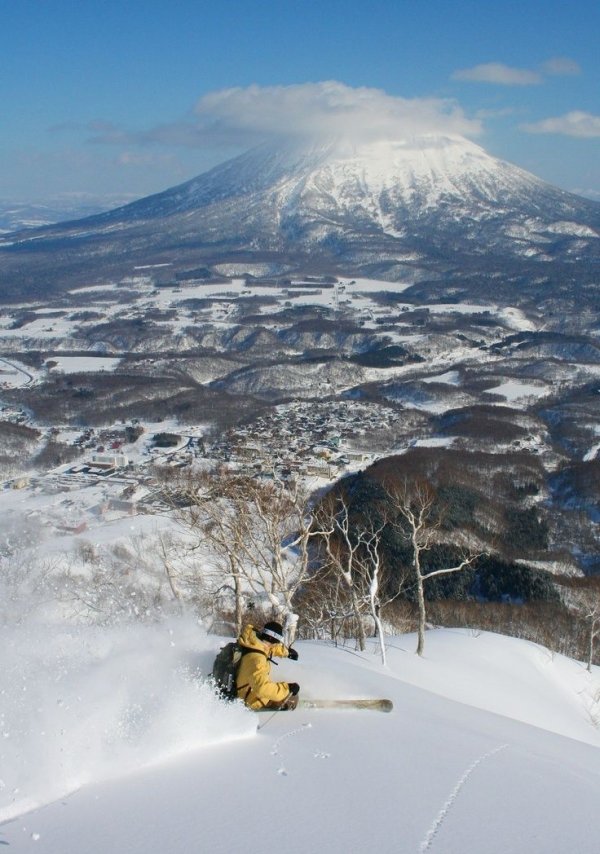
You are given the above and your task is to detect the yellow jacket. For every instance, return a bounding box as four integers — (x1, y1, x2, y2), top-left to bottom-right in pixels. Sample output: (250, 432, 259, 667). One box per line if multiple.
(236, 624, 291, 710)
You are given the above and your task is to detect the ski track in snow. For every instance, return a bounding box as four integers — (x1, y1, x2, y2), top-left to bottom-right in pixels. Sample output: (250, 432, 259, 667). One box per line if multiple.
(418, 743, 508, 853)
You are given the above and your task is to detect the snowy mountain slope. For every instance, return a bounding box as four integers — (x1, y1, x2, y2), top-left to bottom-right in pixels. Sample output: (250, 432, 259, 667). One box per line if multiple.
(70, 135, 600, 230)
(1, 135, 598, 298)
(3, 624, 600, 854)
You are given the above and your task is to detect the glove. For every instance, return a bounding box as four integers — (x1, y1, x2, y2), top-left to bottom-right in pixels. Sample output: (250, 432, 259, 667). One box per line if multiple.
(288, 682, 300, 696)
(287, 647, 299, 661)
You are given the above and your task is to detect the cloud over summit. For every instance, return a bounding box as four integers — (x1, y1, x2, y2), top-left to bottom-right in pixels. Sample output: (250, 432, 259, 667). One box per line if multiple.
(192, 81, 482, 145)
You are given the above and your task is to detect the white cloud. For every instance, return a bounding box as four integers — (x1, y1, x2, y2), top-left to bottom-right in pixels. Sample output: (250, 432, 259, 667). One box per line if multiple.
(521, 111, 600, 138)
(81, 82, 481, 151)
(452, 63, 542, 86)
(540, 57, 581, 76)
(192, 81, 482, 143)
(452, 56, 581, 86)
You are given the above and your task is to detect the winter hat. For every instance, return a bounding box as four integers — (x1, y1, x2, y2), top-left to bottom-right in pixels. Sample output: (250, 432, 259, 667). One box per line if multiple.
(260, 621, 285, 644)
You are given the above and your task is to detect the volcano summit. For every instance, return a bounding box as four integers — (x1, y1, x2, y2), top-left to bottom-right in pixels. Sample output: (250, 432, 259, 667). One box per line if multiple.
(1, 134, 599, 302)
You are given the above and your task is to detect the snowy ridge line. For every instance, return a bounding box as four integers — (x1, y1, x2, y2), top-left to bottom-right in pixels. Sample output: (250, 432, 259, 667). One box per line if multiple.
(418, 743, 508, 853)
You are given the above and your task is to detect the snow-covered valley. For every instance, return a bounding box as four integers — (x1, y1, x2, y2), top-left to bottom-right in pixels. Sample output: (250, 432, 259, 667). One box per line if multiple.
(0, 272, 598, 580)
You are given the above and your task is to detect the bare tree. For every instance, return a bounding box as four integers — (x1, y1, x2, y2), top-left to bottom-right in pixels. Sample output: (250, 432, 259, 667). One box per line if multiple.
(154, 530, 189, 607)
(167, 469, 325, 643)
(361, 517, 388, 664)
(166, 469, 250, 636)
(567, 581, 600, 672)
(314, 494, 398, 661)
(386, 480, 481, 656)
(316, 494, 370, 651)
(581, 595, 600, 673)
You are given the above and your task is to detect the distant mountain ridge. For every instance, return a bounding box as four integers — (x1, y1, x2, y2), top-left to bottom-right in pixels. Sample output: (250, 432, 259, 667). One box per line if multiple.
(1, 134, 599, 300)
(0, 195, 136, 234)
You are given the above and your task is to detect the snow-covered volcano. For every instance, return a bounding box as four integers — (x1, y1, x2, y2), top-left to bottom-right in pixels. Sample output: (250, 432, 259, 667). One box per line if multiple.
(119, 134, 568, 218)
(90, 134, 600, 242)
(1, 134, 599, 296)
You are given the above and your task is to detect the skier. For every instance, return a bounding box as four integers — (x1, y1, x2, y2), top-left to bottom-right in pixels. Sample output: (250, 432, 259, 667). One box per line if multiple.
(235, 621, 300, 711)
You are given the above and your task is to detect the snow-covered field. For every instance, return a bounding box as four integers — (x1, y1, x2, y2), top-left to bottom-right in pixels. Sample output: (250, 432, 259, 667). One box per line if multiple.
(484, 378, 549, 404)
(0, 275, 536, 358)
(0, 358, 37, 388)
(2, 621, 600, 853)
(46, 356, 122, 374)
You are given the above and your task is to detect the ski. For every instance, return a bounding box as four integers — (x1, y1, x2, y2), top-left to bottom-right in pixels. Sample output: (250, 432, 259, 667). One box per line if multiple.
(299, 698, 393, 713)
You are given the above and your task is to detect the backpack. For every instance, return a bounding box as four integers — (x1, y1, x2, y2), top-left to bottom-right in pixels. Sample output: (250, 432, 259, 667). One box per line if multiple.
(211, 642, 245, 701)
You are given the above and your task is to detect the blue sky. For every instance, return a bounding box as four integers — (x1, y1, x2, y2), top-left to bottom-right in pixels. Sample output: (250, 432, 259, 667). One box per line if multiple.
(1, 0, 598, 204)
